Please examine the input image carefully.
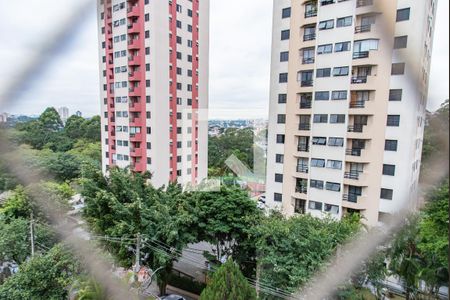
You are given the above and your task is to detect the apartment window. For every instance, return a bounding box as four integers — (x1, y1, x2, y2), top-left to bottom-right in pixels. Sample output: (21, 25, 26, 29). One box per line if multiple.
(337, 16, 353, 27)
(313, 114, 328, 123)
(330, 114, 346, 124)
(302, 48, 315, 64)
(278, 94, 287, 104)
(187, 24, 193, 32)
(311, 158, 326, 168)
(312, 137, 327, 146)
(279, 73, 288, 83)
(281, 30, 290, 40)
(333, 66, 349, 76)
(326, 182, 341, 192)
(280, 51, 289, 62)
(387, 115, 400, 127)
(308, 201, 323, 211)
(176, 36, 182, 44)
(177, 52, 182, 59)
(332, 90, 347, 100)
(275, 174, 284, 183)
(381, 188, 394, 200)
(394, 36, 408, 49)
(335, 41, 351, 52)
(274, 193, 283, 202)
(187, 9, 193, 17)
(328, 137, 344, 147)
(396, 8, 410, 22)
(318, 19, 334, 30)
(391, 63, 406, 75)
(385, 140, 398, 151)
(282, 7, 291, 18)
(276, 134, 285, 144)
(317, 68, 331, 78)
(277, 114, 286, 124)
(315, 91, 330, 101)
(389, 89, 403, 101)
(327, 160, 342, 170)
(276, 154, 284, 163)
(310, 180, 324, 190)
(299, 70, 314, 86)
(324, 204, 339, 214)
(317, 44, 333, 54)
(383, 164, 396, 176)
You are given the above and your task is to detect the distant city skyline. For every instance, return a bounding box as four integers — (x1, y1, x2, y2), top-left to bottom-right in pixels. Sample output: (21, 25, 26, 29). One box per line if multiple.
(0, 0, 448, 119)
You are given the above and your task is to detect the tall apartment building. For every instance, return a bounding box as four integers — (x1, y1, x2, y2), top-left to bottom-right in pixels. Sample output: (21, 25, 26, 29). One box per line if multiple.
(266, 0, 437, 225)
(58, 107, 70, 123)
(97, 0, 209, 188)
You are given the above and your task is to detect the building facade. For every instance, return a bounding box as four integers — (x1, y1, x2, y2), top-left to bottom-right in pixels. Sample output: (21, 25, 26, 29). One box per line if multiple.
(58, 107, 70, 123)
(97, 0, 209, 188)
(266, 0, 437, 225)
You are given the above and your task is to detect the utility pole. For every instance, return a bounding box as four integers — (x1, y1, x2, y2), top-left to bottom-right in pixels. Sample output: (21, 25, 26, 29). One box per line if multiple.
(134, 233, 141, 274)
(30, 212, 35, 257)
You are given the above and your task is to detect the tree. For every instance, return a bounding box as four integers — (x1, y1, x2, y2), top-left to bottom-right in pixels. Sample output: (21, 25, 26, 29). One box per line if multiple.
(0, 186, 32, 220)
(70, 278, 107, 300)
(0, 244, 80, 300)
(199, 259, 257, 300)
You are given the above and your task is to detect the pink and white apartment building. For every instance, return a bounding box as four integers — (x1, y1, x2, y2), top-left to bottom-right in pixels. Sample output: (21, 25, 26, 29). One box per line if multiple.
(97, 0, 209, 187)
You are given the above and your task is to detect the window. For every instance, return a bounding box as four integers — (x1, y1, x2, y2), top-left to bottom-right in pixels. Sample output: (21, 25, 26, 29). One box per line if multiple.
(310, 180, 324, 190)
(315, 91, 330, 101)
(280, 51, 289, 62)
(335, 41, 351, 52)
(312, 137, 327, 145)
(391, 63, 406, 75)
(337, 16, 353, 27)
(281, 30, 290, 40)
(279, 73, 288, 83)
(387, 115, 400, 127)
(330, 114, 346, 124)
(276, 154, 284, 163)
(328, 137, 344, 147)
(333, 66, 349, 76)
(396, 8, 410, 22)
(308, 201, 323, 211)
(311, 158, 326, 168)
(380, 188, 394, 200)
(353, 39, 379, 53)
(383, 164, 396, 176)
(394, 36, 408, 49)
(276, 134, 285, 144)
(278, 94, 287, 104)
(324, 204, 339, 214)
(282, 7, 291, 18)
(274, 193, 283, 202)
(389, 89, 403, 101)
(318, 19, 334, 30)
(385, 140, 398, 151)
(275, 174, 284, 183)
(302, 48, 315, 64)
(326, 182, 341, 192)
(332, 90, 347, 100)
(327, 160, 342, 170)
(317, 44, 333, 54)
(313, 114, 328, 123)
(277, 114, 286, 124)
(317, 68, 331, 78)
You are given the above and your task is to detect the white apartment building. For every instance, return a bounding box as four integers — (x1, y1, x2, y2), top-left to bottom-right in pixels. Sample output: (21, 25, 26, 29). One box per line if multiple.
(97, 0, 209, 188)
(58, 107, 70, 123)
(266, 0, 437, 225)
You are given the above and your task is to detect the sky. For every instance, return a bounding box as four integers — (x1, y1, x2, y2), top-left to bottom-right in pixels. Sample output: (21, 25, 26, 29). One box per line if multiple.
(0, 0, 448, 119)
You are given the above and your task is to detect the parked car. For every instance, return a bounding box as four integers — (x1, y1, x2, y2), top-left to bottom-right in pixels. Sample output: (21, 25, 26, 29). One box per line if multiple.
(258, 194, 266, 203)
(161, 295, 186, 300)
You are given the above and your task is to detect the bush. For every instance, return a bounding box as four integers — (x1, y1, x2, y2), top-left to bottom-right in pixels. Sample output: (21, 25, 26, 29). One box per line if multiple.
(167, 272, 206, 295)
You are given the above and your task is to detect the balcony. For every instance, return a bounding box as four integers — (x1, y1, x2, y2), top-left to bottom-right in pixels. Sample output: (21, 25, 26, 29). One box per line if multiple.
(129, 71, 141, 81)
(298, 145, 310, 153)
(301, 80, 314, 87)
(127, 38, 140, 50)
(342, 194, 368, 210)
(344, 171, 361, 181)
(296, 165, 309, 174)
(130, 147, 143, 157)
(299, 123, 311, 131)
(349, 100, 366, 109)
(128, 22, 140, 34)
(130, 132, 142, 142)
(304, 10, 317, 18)
(355, 24, 372, 34)
(294, 199, 307, 214)
(347, 124, 364, 133)
(303, 33, 316, 41)
(351, 76, 368, 84)
(129, 117, 143, 126)
(346, 148, 363, 157)
(129, 87, 141, 97)
(302, 57, 315, 65)
(131, 162, 146, 173)
(128, 55, 141, 66)
(295, 186, 308, 194)
(353, 51, 369, 59)
(127, 5, 140, 17)
(300, 99, 312, 109)
(129, 101, 141, 112)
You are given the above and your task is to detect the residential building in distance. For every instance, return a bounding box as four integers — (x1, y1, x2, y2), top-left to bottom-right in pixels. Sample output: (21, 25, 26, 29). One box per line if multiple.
(58, 107, 70, 123)
(265, 0, 437, 225)
(0, 113, 8, 123)
(75, 111, 83, 117)
(97, 0, 209, 188)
